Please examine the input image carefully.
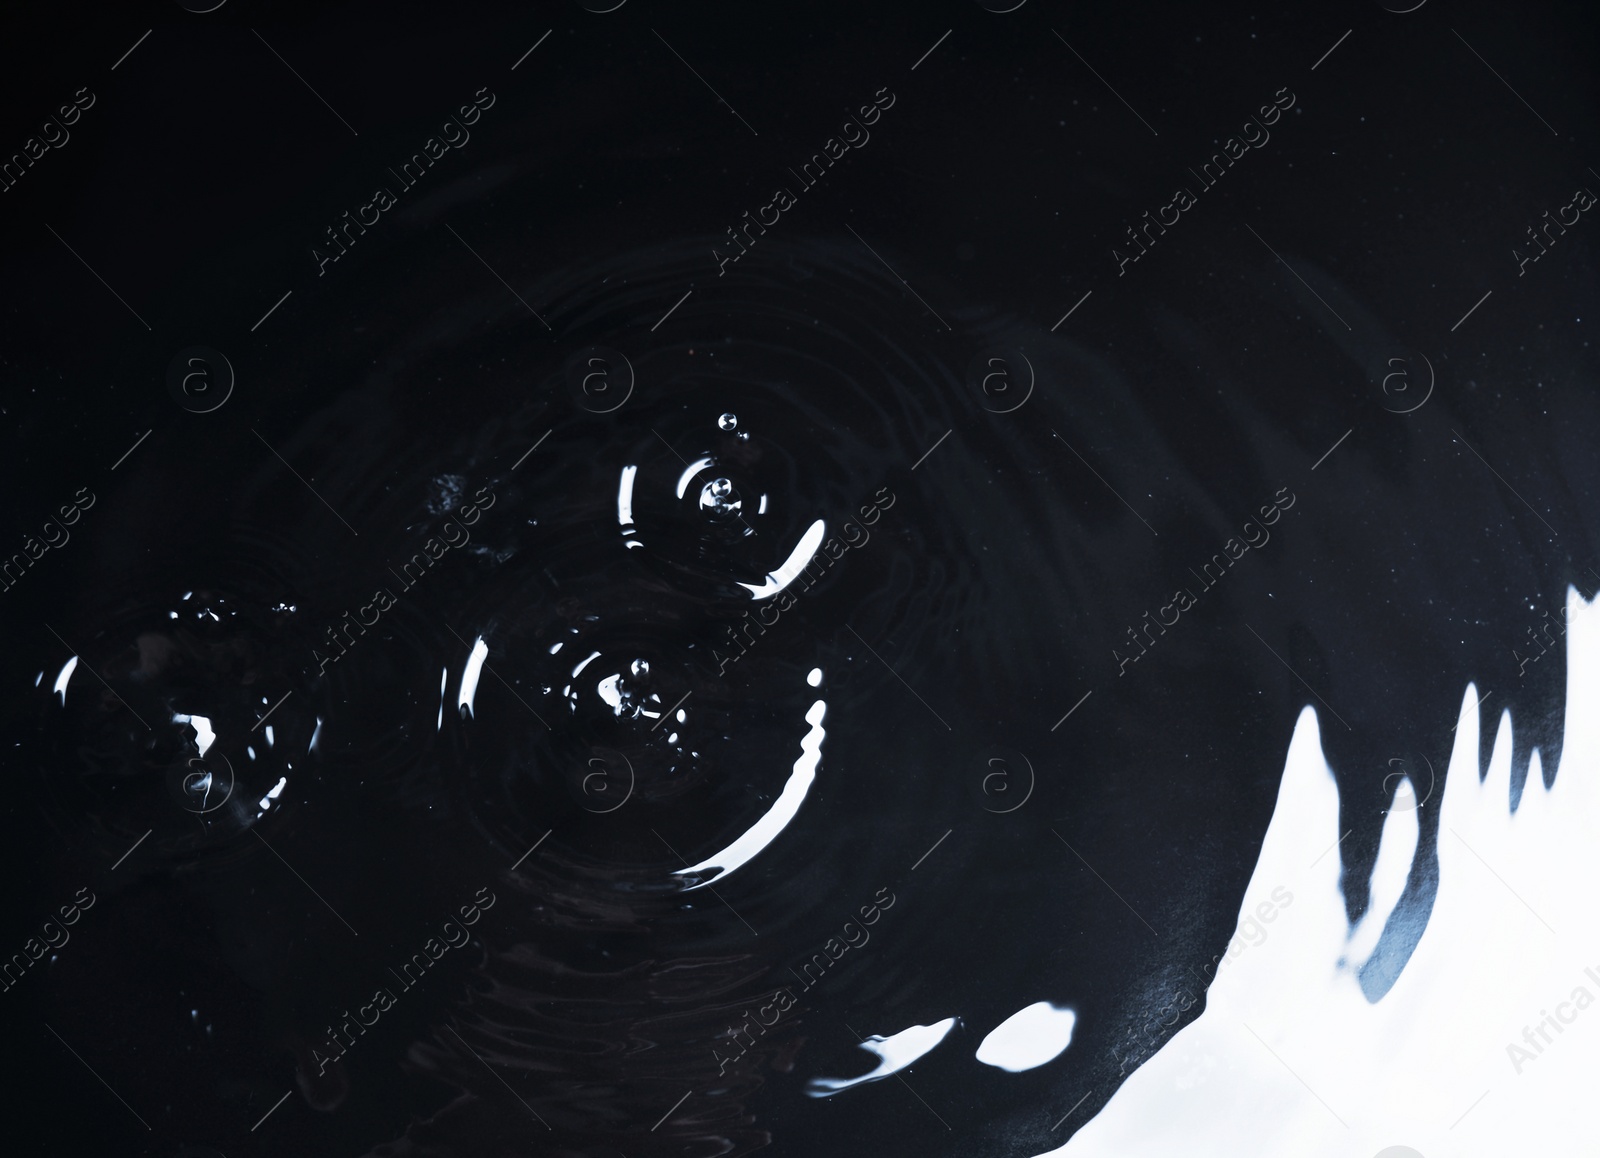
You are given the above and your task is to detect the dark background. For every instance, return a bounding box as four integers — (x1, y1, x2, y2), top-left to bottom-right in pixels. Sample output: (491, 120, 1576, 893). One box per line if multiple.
(2, 1, 1598, 1155)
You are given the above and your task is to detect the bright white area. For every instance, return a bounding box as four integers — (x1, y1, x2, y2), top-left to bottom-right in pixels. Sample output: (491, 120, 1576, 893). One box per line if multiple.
(977, 1002, 1078, 1072)
(1045, 589, 1600, 1157)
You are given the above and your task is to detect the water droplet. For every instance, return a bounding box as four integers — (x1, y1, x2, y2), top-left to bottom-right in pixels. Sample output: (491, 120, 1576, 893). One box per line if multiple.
(699, 476, 743, 517)
(718, 413, 738, 431)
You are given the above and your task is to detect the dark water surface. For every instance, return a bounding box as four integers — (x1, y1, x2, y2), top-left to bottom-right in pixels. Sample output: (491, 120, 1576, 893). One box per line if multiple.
(3, 2, 1599, 1155)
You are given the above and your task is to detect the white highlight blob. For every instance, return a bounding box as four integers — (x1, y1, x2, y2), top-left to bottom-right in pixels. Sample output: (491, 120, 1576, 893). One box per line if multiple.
(457, 636, 489, 718)
(617, 464, 637, 525)
(258, 776, 288, 811)
(1045, 588, 1600, 1158)
(806, 1017, 958, 1096)
(172, 713, 216, 757)
(807, 667, 823, 687)
(596, 672, 624, 713)
(976, 1002, 1077, 1072)
(739, 519, 826, 600)
(674, 699, 826, 889)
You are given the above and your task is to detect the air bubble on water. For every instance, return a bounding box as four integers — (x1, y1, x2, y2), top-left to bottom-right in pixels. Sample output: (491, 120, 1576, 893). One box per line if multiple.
(631, 658, 650, 678)
(718, 413, 738, 431)
(711, 478, 732, 498)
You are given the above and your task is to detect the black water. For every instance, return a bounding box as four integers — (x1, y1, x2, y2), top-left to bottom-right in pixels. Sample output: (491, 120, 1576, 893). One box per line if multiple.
(3, 2, 1599, 1155)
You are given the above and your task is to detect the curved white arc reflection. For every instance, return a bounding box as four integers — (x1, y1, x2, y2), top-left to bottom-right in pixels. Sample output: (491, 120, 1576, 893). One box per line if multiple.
(53, 655, 79, 705)
(739, 519, 826, 600)
(674, 698, 826, 889)
(805, 1017, 959, 1096)
(676, 457, 714, 499)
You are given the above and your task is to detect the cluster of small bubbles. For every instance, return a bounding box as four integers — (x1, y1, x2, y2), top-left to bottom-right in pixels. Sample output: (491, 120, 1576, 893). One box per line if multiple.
(718, 413, 738, 431)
